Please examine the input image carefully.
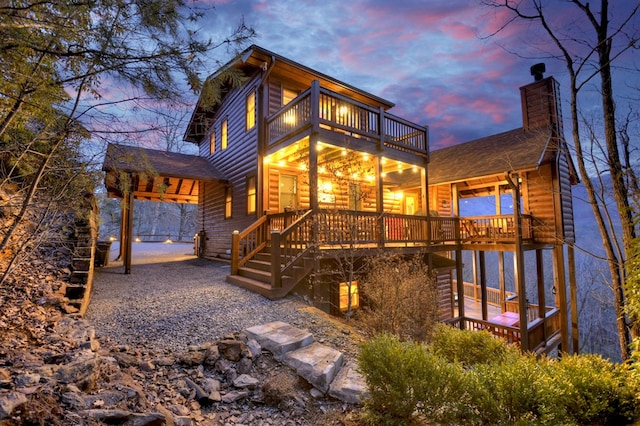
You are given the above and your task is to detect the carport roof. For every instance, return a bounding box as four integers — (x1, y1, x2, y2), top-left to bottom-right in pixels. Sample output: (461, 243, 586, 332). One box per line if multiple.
(102, 143, 225, 203)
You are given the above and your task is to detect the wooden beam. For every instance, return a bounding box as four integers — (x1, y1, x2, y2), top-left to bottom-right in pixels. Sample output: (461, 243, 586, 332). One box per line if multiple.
(568, 244, 579, 354)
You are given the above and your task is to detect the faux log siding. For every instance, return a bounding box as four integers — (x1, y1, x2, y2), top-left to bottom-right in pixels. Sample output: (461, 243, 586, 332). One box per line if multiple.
(557, 151, 575, 243)
(437, 270, 454, 321)
(196, 73, 262, 258)
(198, 181, 231, 259)
(525, 164, 557, 244)
(431, 184, 452, 216)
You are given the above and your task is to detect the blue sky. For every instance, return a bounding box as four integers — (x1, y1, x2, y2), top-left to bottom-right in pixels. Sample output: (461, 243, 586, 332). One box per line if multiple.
(194, 0, 639, 150)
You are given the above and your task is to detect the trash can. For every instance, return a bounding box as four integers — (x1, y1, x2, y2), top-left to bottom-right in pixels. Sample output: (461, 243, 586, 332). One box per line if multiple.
(95, 241, 112, 267)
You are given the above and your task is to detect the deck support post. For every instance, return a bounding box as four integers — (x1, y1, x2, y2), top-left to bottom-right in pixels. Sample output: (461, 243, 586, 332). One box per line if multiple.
(568, 245, 579, 354)
(123, 186, 134, 275)
(231, 230, 240, 275)
(506, 172, 529, 351)
(553, 245, 569, 353)
(479, 251, 488, 321)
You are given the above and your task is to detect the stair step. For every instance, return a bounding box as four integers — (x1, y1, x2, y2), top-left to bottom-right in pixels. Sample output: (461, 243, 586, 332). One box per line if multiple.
(226, 275, 276, 299)
(245, 259, 273, 273)
(238, 266, 271, 283)
(65, 284, 86, 299)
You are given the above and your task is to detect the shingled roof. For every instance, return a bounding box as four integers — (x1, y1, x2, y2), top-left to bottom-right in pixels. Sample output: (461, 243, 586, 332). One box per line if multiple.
(103, 144, 224, 181)
(429, 127, 556, 185)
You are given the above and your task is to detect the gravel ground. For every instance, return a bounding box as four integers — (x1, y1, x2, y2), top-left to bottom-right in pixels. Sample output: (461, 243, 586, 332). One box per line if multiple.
(86, 242, 359, 354)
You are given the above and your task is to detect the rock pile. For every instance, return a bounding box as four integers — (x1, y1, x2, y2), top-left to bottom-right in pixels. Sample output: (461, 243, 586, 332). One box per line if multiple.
(1, 312, 362, 425)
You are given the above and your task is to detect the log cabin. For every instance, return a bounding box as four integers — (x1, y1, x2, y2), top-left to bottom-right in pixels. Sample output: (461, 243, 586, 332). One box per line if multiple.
(102, 46, 578, 354)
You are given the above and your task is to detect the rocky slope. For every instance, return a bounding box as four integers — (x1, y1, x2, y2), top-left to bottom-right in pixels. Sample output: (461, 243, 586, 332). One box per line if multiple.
(0, 245, 364, 425)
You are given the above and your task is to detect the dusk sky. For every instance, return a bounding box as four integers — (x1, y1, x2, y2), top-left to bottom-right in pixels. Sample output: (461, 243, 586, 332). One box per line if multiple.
(196, 0, 639, 150)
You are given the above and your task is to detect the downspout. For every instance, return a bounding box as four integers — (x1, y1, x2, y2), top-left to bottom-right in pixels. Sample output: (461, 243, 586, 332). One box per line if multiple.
(256, 56, 275, 217)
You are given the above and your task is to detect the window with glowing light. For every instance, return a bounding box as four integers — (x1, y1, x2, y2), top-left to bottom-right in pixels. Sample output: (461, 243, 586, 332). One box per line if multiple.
(282, 87, 298, 105)
(221, 118, 228, 150)
(209, 131, 215, 154)
(339, 281, 359, 311)
(246, 91, 256, 130)
(224, 186, 232, 219)
(246, 175, 256, 215)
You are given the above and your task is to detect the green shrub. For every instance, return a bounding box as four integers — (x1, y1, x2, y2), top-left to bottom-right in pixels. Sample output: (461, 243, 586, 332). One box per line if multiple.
(550, 354, 640, 425)
(428, 323, 515, 366)
(358, 333, 430, 425)
(358, 330, 640, 426)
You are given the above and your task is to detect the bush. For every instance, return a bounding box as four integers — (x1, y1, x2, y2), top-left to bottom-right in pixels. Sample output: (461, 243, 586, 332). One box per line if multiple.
(550, 354, 640, 425)
(356, 254, 439, 342)
(428, 323, 515, 366)
(358, 330, 640, 425)
(358, 334, 430, 425)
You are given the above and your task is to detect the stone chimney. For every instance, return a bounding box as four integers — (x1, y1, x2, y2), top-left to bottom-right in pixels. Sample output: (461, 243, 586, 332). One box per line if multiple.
(519, 63, 563, 134)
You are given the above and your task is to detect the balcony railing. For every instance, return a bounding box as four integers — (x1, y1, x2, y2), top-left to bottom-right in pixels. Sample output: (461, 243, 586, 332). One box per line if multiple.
(266, 81, 428, 158)
(460, 215, 533, 243)
(445, 308, 561, 353)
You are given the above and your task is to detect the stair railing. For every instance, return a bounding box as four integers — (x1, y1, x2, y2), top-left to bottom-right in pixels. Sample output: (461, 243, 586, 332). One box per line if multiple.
(270, 210, 315, 288)
(231, 215, 269, 275)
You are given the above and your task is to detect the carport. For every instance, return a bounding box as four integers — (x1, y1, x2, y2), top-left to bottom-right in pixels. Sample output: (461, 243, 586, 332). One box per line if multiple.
(102, 143, 226, 273)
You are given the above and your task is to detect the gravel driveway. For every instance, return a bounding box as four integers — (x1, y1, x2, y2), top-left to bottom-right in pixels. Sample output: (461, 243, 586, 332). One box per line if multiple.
(85, 242, 319, 352)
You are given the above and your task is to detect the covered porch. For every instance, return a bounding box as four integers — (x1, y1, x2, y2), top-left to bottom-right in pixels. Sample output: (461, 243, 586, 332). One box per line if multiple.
(451, 281, 562, 354)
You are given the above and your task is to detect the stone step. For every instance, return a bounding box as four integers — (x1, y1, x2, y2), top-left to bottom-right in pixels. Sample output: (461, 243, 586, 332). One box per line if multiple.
(284, 342, 343, 393)
(245, 321, 314, 357)
(244, 321, 368, 404)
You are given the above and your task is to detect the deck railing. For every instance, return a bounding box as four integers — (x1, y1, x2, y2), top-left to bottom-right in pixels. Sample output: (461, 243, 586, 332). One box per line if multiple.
(445, 308, 561, 352)
(460, 215, 533, 242)
(462, 282, 515, 307)
(266, 81, 428, 158)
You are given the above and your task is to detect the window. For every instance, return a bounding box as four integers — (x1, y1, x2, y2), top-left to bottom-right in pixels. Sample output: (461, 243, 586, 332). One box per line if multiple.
(246, 175, 257, 215)
(279, 174, 297, 211)
(246, 90, 256, 130)
(209, 131, 215, 154)
(221, 118, 228, 150)
(282, 87, 298, 106)
(339, 281, 359, 311)
(224, 186, 232, 219)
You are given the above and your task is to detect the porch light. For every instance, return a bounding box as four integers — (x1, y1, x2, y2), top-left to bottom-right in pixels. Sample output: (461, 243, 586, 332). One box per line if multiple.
(109, 236, 117, 241)
(366, 174, 375, 182)
(299, 163, 307, 171)
(165, 239, 173, 244)
(412, 165, 418, 173)
(397, 164, 403, 174)
(278, 160, 285, 167)
(342, 148, 347, 156)
(265, 155, 272, 164)
(316, 142, 324, 151)
(319, 166, 326, 174)
(135, 237, 141, 242)
(363, 152, 369, 161)
(352, 173, 359, 180)
(394, 191, 403, 200)
(381, 157, 387, 165)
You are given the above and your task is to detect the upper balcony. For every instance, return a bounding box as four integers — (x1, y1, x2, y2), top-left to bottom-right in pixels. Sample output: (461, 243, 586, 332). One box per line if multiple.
(265, 80, 428, 160)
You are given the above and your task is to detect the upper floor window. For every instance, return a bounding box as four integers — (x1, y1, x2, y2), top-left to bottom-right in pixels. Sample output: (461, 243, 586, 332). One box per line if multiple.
(221, 118, 228, 150)
(282, 87, 298, 106)
(246, 175, 257, 215)
(246, 90, 256, 131)
(209, 130, 215, 154)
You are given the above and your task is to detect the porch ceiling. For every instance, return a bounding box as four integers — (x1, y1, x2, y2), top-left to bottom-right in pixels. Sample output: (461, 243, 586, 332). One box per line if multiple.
(102, 143, 226, 204)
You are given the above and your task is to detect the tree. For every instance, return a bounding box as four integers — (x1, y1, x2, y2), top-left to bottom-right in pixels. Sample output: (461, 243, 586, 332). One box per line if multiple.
(481, 0, 639, 359)
(0, 0, 254, 278)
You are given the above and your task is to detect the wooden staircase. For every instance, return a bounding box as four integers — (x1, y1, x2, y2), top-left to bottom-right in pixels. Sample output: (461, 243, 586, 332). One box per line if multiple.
(226, 245, 314, 300)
